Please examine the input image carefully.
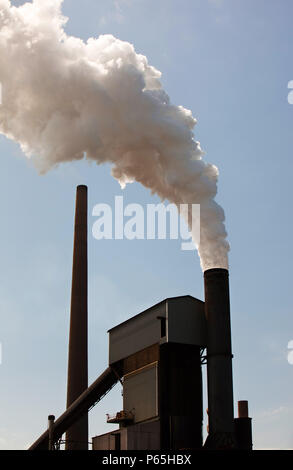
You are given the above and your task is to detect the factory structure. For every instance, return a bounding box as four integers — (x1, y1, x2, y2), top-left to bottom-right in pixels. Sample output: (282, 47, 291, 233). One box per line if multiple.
(29, 185, 252, 451)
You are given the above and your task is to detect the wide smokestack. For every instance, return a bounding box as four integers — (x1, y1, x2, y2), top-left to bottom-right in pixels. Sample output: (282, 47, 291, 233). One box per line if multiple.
(204, 268, 235, 449)
(66, 185, 88, 450)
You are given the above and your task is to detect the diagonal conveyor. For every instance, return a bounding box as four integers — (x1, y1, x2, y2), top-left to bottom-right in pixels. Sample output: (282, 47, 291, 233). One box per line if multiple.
(29, 367, 119, 450)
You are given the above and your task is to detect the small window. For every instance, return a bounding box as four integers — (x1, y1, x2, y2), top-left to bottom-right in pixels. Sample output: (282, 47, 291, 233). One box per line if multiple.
(160, 317, 166, 338)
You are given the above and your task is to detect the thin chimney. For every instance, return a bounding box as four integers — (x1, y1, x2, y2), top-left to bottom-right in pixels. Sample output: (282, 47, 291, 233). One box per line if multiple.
(66, 185, 88, 450)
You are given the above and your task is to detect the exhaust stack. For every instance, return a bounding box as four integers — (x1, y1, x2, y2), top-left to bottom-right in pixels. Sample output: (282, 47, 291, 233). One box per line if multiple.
(204, 268, 235, 449)
(235, 400, 253, 450)
(66, 185, 88, 450)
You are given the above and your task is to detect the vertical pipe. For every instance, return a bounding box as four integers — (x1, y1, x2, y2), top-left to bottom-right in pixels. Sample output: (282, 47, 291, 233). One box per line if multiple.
(66, 185, 88, 450)
(204, 268, 235, 449)
(238, 400, 249, 418)
(48, 415, 55, 451)
(235, 400, 253, 450)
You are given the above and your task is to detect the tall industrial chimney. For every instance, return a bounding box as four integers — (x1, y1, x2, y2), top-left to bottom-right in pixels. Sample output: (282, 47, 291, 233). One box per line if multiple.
(204, 268, 235, 449)
(66, 185, 88, 450)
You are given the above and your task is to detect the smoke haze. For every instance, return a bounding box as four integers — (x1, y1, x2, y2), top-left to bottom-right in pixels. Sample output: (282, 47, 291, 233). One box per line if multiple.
(0, 0, 229, 270)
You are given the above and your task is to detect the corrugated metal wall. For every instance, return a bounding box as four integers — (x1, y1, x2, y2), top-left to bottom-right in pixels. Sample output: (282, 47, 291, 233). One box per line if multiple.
(123, 363, 158, 423)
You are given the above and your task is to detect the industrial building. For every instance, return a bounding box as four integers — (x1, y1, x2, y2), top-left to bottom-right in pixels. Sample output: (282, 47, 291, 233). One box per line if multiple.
(29, 185, 252, 451)
(93, 295, 205, 450)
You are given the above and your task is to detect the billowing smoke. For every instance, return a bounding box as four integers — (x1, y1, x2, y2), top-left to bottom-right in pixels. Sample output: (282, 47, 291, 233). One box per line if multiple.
(0, 0, 229, 270)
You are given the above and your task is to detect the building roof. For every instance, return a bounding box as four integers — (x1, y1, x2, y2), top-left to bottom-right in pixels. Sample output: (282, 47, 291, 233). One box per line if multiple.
(108, 295, 204, 333)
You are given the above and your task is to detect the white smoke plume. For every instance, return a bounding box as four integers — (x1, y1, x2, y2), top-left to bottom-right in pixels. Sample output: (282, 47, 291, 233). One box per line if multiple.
(0, 0, 229, 270)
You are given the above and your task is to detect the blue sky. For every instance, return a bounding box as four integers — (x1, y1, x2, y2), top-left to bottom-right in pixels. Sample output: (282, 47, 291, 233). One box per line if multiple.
(0, 0, 293, 449)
